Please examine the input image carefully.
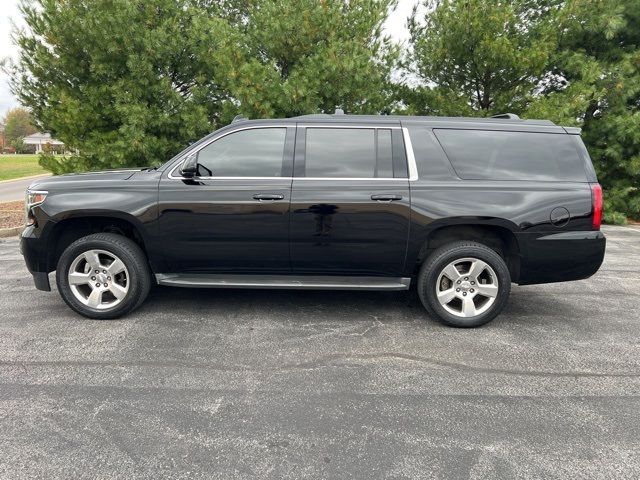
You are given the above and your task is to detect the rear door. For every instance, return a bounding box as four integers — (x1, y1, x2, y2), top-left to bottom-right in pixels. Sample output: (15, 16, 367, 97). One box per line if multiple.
(289, 123, 411, 276)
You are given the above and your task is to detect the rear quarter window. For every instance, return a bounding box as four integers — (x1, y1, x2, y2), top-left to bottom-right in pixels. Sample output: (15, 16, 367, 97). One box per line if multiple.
(434, 129, 588, 182)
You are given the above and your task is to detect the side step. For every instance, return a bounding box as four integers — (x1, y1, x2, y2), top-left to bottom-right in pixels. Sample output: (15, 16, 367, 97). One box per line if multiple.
(155, 274, 411, 291)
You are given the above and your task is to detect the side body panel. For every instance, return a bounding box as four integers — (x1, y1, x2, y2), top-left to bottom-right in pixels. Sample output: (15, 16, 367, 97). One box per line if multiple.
(21, 170, 162, 273)
(402, 122, 605, 284)
(156, 177, 292, 273)
(289, 179, 411, 275)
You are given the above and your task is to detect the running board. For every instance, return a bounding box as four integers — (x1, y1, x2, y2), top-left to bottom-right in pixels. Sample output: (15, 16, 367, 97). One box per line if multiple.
(155, 274, 411, 291)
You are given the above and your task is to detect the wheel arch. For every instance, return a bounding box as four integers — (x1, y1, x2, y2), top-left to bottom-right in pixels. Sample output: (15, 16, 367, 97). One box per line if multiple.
(43, 212, 153, 273)
(413, 219, 521, 282)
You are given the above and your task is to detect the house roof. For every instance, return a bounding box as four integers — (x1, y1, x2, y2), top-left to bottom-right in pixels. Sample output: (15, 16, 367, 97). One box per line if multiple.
(23, 132, 64, 145)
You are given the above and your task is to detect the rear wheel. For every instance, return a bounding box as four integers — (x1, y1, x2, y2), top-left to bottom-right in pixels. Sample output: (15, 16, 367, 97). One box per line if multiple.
(417, 241, 511, 327)
(56, 233, 152, 319)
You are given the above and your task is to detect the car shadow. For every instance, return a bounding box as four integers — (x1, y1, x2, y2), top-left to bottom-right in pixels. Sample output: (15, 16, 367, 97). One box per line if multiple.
(146, 285, 420, 316)
(136, 284, 590, 328)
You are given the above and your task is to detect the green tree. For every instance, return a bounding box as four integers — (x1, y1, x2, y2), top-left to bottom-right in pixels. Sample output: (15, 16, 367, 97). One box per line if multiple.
(2, 107, 36, 146)
(528, 0, 640, 222)
(406, 0, 560, 115)
(10, 0, 234, 173)
(10, 0, 398, 173)
(217, 0, 399, 118)
(12, 137, 28, 154)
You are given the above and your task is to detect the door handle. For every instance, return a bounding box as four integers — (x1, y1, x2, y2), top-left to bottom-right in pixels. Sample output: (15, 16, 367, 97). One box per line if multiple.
(253, 194, 285, 201)
(371, 194, 402, 202)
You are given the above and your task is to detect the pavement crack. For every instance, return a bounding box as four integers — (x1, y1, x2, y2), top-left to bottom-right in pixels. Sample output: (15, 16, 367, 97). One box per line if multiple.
(0, 355, 638, 379)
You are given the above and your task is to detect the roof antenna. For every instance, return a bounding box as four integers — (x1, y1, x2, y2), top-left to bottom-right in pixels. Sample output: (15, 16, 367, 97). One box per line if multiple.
(232, 114, 248, 124)
(334, 108, 345, 115)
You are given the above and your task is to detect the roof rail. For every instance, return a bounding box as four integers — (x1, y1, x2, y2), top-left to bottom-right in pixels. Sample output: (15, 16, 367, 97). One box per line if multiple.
(491, 113, 520, 120)
(232, 114, 248, 124)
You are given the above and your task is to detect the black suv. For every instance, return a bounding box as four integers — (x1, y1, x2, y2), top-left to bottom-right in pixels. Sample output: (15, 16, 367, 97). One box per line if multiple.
(21, 113, 605, 327)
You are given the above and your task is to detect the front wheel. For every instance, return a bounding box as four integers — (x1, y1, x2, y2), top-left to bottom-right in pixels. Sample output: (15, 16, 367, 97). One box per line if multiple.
(56, 233, 152, 319)
(417, 241, 511, 327)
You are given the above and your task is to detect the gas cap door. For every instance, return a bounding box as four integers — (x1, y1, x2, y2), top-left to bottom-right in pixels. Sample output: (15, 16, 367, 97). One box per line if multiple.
(550, 206, 571, 227)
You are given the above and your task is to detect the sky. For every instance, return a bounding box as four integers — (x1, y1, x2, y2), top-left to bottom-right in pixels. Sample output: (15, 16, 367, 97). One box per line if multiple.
(0, 0, 418, 119)
(0, 0, 24, 115)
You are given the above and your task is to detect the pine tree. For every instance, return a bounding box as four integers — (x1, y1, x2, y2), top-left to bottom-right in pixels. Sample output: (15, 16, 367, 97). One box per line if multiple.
(406, 0, 560, 116)
(528, 0, 640, 222)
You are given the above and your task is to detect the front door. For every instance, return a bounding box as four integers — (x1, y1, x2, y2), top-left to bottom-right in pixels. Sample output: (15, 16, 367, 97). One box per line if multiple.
(158, 125, 295, 273)
(290, 125, 411, 276)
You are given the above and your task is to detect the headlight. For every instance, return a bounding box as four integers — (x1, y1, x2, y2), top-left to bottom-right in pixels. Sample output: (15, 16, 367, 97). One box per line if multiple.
(25, 189, 48, 226)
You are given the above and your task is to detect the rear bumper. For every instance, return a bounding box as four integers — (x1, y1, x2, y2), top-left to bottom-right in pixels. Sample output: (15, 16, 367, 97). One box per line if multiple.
(516, 230, 606, 285)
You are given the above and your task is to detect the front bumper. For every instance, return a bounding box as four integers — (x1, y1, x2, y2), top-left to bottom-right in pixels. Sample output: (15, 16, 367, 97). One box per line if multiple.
(31, 271, 51, 291)
(20, 226, 51, 291)
(516, 230, 606, 285)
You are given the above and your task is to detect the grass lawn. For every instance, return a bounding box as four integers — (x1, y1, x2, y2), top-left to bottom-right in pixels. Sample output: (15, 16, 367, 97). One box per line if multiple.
(0, 154, 48, 181)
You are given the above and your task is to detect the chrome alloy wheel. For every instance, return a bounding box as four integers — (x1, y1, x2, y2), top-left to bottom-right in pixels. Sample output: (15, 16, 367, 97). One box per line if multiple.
(435, 257, 499, 318)
(67, 249, 129, 310)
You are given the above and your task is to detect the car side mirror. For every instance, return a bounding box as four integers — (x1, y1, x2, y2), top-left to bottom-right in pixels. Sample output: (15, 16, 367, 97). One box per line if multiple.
(180, 154, 198, 178)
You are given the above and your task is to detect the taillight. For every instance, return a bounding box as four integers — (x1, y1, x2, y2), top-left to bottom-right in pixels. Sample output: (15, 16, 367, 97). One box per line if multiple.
(591, 183, 603, 230)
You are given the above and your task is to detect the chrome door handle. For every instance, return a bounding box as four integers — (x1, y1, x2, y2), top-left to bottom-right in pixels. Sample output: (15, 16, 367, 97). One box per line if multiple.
(371, 194, 402, 202)
(253, 194, 285, 201)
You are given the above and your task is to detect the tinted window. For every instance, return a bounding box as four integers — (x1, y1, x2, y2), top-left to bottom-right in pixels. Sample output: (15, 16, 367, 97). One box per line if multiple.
(434, 129, 588, 181)
(196, 128, 286, 177)
(305, 128, 394, 178)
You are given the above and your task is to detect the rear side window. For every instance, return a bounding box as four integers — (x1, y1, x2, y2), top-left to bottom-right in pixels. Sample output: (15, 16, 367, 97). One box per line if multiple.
(304, 128, 394, 178)
(434, 129, 588, 181)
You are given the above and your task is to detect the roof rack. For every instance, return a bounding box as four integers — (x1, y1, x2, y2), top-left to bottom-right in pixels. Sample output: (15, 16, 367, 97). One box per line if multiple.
(288, 113, 554, 125)
(491, 113, 520, 120)
(232, 114, 248, 124)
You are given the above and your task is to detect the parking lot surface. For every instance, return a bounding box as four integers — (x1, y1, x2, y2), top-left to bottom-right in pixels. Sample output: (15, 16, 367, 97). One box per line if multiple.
(0, 226, 639, 479)
(0, 174, 51, 202)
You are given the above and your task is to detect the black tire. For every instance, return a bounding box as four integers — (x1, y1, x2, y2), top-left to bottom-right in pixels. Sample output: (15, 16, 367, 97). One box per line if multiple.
(417, 241, 511, 328)
(56, 233, 152, 319)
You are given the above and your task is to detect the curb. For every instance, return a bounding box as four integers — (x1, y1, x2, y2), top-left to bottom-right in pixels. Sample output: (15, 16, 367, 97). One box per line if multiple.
(0, 226, 23, 238)
(0, 173, 51, 184)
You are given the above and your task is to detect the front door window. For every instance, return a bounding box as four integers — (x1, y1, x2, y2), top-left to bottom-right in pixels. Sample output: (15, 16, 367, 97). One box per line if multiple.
(196, 127, 287, 177)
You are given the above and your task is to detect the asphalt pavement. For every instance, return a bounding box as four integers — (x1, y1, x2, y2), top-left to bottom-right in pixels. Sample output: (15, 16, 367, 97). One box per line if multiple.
(0, 174, 50, 202)
(0, 226, 639, 479)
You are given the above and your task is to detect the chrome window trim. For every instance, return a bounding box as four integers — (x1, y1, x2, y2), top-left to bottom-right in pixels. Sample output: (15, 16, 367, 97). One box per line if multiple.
(294, 177, 407, 181)
(170, 175, 292, 180)
(402, 127, 419, 181)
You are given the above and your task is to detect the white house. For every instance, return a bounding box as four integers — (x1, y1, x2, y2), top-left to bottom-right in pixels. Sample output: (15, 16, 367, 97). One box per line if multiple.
(23, 132, 65, 153)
